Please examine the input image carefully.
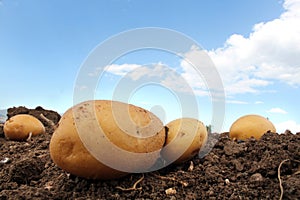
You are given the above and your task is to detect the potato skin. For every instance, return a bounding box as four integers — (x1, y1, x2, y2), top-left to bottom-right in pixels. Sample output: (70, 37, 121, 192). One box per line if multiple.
(229, 114, 276, 140)
(50, 100, 166, 180)
(161, 118, 208, 164)
(50, 106, 127, 180)
(4, 114, 45, 140)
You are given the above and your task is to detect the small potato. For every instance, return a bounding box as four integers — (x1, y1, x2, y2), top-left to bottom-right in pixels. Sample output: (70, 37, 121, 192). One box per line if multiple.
(50, 100, 166, 180)
(4, 114, 45, 140)
(229, 114, 276, 140)
(161, 118, 208, 164)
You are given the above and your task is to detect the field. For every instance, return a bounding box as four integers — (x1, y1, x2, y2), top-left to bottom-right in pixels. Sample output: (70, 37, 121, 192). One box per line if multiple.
(0, 107, 299, 199)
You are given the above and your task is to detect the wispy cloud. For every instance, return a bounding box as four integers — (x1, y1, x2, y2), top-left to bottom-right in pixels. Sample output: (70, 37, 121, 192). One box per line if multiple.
(226, 100, 249, 105)
(255, 101, 264, 104)
(104, 64, 141, 76)
(103, 62, 206, 96)
(87, 64, 141, 77)
(267, 107, 288, 114)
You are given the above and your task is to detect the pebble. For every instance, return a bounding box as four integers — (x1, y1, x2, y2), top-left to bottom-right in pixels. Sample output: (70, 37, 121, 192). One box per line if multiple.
(249, 173, 264, 182)
(0, 157, 10, 164)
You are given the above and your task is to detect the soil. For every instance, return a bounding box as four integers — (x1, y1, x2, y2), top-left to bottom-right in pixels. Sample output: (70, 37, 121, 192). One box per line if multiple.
(0, 107, 299, 200)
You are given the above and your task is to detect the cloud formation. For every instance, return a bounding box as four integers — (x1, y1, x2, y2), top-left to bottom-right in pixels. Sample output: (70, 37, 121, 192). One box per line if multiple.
(276, 120, 300, 133)
(267, 107, 288, 114)
(104, 64, 140, 76)
(226, 100, 249, 105)
(102, 0, 300, 100)
(102, 49, 221, 98)
(208, 0, 300, 95)
(104, 63, 197, 95)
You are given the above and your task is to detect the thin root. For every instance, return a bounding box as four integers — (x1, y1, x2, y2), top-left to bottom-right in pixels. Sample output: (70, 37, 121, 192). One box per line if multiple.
(40, 113, 56, 129)
(278, 159, 289, 200)
(153, 174, 188, 187)
(26, 132, 33, 141)
(188, 161, 194, 171)
(116, 174, 144, 191)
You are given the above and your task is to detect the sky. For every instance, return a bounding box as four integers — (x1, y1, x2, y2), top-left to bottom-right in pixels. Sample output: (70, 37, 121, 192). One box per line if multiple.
(0, 0, 299, 133)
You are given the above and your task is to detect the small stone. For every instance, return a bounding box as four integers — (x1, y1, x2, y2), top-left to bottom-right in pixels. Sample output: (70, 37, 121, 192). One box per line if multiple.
(165, 187, 177, 195)
(188, 161, 194, 171)
(0, 157, 10, 164)
(249, 173, 263, 182)
(208, 189, 214, 196)
(225, 178, 230, 185)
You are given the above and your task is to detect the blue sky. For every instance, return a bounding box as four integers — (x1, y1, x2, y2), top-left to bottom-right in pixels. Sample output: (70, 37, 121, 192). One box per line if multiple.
(1, 0, 299, 133)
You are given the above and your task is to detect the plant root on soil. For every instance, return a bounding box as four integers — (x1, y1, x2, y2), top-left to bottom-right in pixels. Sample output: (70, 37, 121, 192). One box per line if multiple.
(153, 173, 188, 187)
(188, 161, 194, 171)
(278, 159, 289, 200)
(116, 174, 144, 192)
(40, 113, 56, 129)
(26, 132, 33, 142)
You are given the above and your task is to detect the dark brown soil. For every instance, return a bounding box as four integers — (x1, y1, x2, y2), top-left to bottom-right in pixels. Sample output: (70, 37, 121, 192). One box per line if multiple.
(0, 107, 299, 200)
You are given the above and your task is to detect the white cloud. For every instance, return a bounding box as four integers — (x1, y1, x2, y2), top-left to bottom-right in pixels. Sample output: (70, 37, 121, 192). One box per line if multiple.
(180, 59, 207, 90)
(267, 107, 288, 114)
(255, 101, 264, 104)
(226, 100, 249, 105)
(207, 0, 300, 95)
(103, 62, 197, 95)
(179, 46, 225, 98)
(100, 0, 300, 99)
(104, 64, 141, 76)
(276, 120, 300, 133)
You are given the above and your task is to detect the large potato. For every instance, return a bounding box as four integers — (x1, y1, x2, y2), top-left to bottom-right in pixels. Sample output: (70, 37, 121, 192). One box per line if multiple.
(4, 114, 45, 140)
(161, 118, 208, 164)
(229, 114, 276, 140)
(50, 100, 166, 180)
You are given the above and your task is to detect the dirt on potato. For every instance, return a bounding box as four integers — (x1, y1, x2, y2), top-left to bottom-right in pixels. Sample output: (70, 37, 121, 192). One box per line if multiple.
(0, 106, 299, 200)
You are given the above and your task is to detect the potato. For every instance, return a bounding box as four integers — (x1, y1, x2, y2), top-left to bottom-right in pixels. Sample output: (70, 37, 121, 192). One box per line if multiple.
(4, 114, 45, 140)
(49, 100, 166, 180)
(229, 114, 276, 140)
(161, 118, 208, 164)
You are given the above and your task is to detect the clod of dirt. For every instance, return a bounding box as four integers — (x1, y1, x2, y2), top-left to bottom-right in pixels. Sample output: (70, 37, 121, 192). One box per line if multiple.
(249, 173, 264, 183)
(284, 175, 300, 199)
(9, 157, 45, 184)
